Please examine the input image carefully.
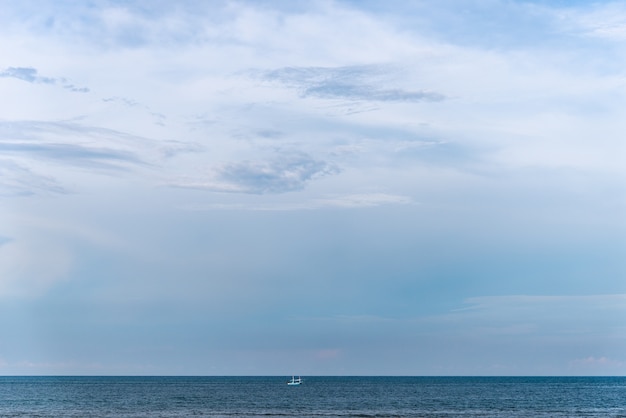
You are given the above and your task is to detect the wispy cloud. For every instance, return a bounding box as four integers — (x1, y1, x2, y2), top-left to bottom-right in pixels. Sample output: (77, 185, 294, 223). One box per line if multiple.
(0, 120, 194, 164)
(63, 84, 90, 93)
(169, 153, 339, 194)
(0, 142, 143, 169)
(436, 294, 626, 338)
(262, 66, 445, 102)
(0, 159, 67, 196)
(292, 314, 395, 323)
(0, 66, 89, 92)
(0, 120, 201, 196)
(102, 96, 167, 126)
(102, 96, 140, 107)
(461, 294, 626, 311)
(570, 356, 624, 368)
(311, 193, 414, 208)
(178, 192, 414, 211)
(562, 3, 626, 41)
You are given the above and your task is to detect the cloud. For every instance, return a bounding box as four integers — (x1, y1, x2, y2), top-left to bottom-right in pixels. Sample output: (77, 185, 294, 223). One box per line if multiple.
(262, 66, 445, 102)
(0, 66, 89, 92)
(256, 129, 284, 139)
(0, 142, 143, 169)
(0, 2, 232, 52)
(460, 294, 626, 312)
(0, 120, 193, 167)
(561, 2, 626, 41)
(0, 0, 624, 376)
(571, 356, 624, 367)
(0, 67, 55, 84)
(0, 159, 67, 196)
(305, 83, 445, 102)
(437, 294, 626, 338)
(178, 193, 414, 211)
(102, 96, 140, 107)
(312, 193, 414, 208)
(102, 97, 167, 126)
(0, 120, 202, 196)
(64, 85, 90, 93)
(170, 153, 339, 194)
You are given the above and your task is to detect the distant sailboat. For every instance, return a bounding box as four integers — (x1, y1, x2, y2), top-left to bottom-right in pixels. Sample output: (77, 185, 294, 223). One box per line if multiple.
(287, 376, 302, 385)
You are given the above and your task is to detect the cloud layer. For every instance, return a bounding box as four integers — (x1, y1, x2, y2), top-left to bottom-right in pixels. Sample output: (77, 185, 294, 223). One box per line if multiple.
(263, 66, 446, 102)
(0, 0, 624, 376)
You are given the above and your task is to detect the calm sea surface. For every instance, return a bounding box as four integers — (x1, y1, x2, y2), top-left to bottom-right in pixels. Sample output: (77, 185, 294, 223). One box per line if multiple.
(0, 376, 624, 417)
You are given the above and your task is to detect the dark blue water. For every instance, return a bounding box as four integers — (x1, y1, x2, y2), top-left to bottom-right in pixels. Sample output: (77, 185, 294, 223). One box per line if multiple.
(0, 376, 624, 417)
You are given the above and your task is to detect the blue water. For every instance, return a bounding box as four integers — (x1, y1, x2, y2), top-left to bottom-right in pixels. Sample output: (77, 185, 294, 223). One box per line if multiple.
(0, 376, 625, 417)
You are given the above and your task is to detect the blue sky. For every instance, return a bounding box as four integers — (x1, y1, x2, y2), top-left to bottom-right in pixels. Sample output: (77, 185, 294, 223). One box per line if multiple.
(0, 0, 624, 376)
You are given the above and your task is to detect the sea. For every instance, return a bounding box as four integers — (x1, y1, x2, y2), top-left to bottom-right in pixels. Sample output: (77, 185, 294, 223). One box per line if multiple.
(0, 376, 624, 417)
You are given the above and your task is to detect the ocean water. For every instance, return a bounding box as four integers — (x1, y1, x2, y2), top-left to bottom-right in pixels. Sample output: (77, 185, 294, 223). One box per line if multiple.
(0, 376, 625, 417)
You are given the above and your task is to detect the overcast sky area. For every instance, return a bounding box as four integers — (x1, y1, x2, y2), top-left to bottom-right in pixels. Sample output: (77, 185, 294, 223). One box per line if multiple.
(1, 0, 625, 376)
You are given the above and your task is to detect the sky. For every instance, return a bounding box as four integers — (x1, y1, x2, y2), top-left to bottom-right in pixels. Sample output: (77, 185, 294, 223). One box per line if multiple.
(0, 0, 625, 376)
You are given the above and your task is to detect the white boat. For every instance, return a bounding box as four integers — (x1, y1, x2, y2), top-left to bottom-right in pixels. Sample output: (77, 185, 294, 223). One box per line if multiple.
(287, 376, 302, 385)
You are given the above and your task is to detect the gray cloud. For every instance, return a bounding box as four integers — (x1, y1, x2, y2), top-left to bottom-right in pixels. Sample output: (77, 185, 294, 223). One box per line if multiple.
(304, 83, 445, 102)
(0, 67, 89, 92)
(263, 66, 445, 102)
(218, 154, 336, 193)
(64, 84, 90, 93)
(0, 67, 55, 84)
(256, 129, 285, 139)
(171, 153, 339, 194)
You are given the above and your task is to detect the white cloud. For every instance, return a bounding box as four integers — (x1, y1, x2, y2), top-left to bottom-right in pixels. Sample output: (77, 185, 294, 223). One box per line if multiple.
(561, 2, 626, 41)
